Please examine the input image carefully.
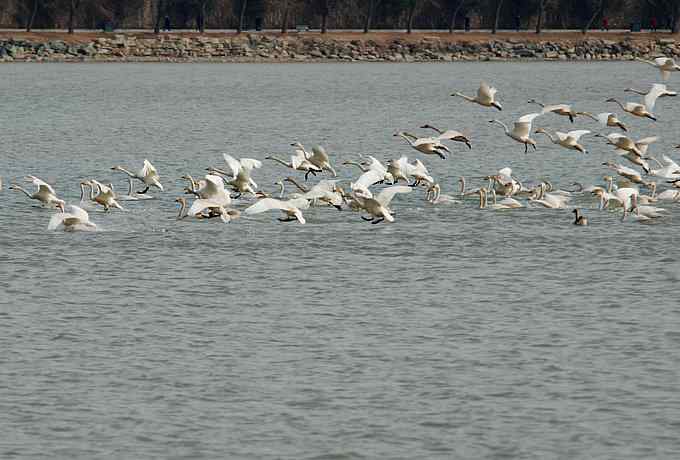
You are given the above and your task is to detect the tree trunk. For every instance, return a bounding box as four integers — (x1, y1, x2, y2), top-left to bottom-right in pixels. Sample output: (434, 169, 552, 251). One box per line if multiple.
(582, 1, 602, 34)
(321, 12, 328, 33)
(364, 0, 380, 33)
(154, 0, 163, 34)
(535, 0, 544, 34)
(68, 0, 80, 34)
(448, 0, 463, 33)
(673, 2, 680, 33)
(281, 0, 289, 33)
(27, 0, 39, 32)
(237, 0, 248, 33)
(492, 0, 503, 34)
(199, 1, 206, 33)
(407, 1, 417, 33)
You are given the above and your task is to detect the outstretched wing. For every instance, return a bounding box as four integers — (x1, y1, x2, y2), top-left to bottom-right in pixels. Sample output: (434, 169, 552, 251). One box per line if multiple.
(478, 81, 496, 104)
(643, 84, 665, 111)
(244, 198, 286, 215)
(353, 169, 384, 191)
(240, 158, 262, 170)
(542, 104, 570, 114)
(222, 154, 243, 178)
(375, 185, 412, 207)
(566, 130, 590, 141)
(513, 113, 541, 138)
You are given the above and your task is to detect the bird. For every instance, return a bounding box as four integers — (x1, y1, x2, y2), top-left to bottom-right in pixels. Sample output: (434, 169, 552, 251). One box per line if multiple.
(208, 154, 262, 197)
(117, 177, 154, 201)
(528, 183, 570, 208)
(291, 142, 337, 177)
(111, 159, 163, 194)
(48, 204, 97, 232)
(419, 124, 472, 149)
(244, 197, 310, 224)
(9, 176, 64, 208)
(622, 194, 667, 221)
(527, 99, 583, 123)
(534, 128, 590, 153)
(394, 132, 450, 159)
(606, 84, 665, 121)
(175, 196, 238, 223)
(183, 175, 232, 218)
(489, 113, 541, 153)
(624, 83, 677, 98)
(266, 148, 322, 180)
(425, 183, 459, 205)
(89, 180, 125, 211)
(386, 156, 411, 184)
(451, 82, 502, 110)
(636, 56, 680, 81)
(351, 185, 412, 224)
(602, 161, 649, 186)
(283, 177, 344, 210)
(344, 156, 394, 184)
(572, 208, 588, 226)
(580, 112, 628, 131)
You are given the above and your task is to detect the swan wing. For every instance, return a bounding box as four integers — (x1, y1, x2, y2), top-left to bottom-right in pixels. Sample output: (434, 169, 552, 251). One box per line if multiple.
(286, 197, 311, 210)
(541, 104, 570, 114)
(141, 159, 159, 179)
(47, 212, 66, 230)
(644, 84, 665, 111)
(478, 81, 496, 103)
(291, 149, 307, 169)
(222, 154, 242, 178)
(29, 176, 56, 195)
(635, 136, 658, 146)
(354, 169, 384, 190)
(566, 130, 590, 141)
(240, 158, 263, 170)
(375, 185, 412, 207)
(437, 130, 467, 141)
(66, 205, 90, 222)
(245, 198, 285, 215)
(513, 113, 541, 138)
(596, 112, 613, 126)
(311, 145, 329, 161)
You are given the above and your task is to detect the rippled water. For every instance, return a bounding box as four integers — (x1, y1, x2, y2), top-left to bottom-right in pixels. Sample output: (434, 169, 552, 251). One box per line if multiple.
(1, 62, 680, 459)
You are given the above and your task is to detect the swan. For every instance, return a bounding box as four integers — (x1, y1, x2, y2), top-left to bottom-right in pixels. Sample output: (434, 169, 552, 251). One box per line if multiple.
(426, 183, 459, 204)
(573, 209, 588, 226)
(401, 158, 434, 186)
(606, 84, 665, 121)
(624, 83, 677, 98)
(386, 156, 411, 184)
(49, 203, 97, 232)
(284, 177, 343, 210)
(580, 112, 628, 132)
(185, 175, 232, 217)
(636, 56, 680, 81)
(175, 197, 238, 223)
(451, 82, 502, 110)
(622, 194, 667, 221)
(352, 185, 412, 224)
(394, 132, 450, 159)
(482, 188, 523, 209)
(535, 128, 590, 153)
(208, 154, 262, 197)
(655, 189, 680, 201)
(595, 133, 644, 159)
(266, 149, 322, 180)
(528, 99, 584, 123)
(489, 113, 541, 153)
(458, 176, 487, 197)
(291, 142, 337, 177)
(528, 183, 570, 208)
(78, 180, 96, 206)
(648, 157, 680, 180)
(420, 124, 472, 149)
(488, 167, 521, 197)
(89, 180, 125, 211)
(10, 176, 65, 208)
(602, 161, 650, 186)
(111, 159, 163, 194)
(344, 156, 394, 184)
(244, 197, 309, 224)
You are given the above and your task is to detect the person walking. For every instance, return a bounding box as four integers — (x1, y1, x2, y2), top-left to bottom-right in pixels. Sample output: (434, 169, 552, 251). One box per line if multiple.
(163, 15, 171, 32)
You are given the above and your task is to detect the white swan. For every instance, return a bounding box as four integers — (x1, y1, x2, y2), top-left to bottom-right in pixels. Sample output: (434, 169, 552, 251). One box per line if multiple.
(535, 128, 590, 154)
(420, 124, 472, 149)
(175, 196, 238, 223)
(292, 142, 337, 177)
(117, 177, 154, 201)
(386, 156, 411, 184)
(402, 158, 434, 186)
(636, 56, 680, 81)
(580, 112, 628, 132)
(284, 177, 344, 210)
(622, 194, 667, 221)
(602, 161, 648, 186)
(209, 154, 262, 197)
(266, 148, 322, 180)
(49, 204, 97, 232)
(10, 176, 64, 208)
(394, 132, 450, 159)
(426, 183, 459, 204)
(528, 99, 583, 123)
(606, 84, 665, 121)
(451, 82, 502, 110)
(185, 175, 232, 217)
(244, 197, 310, 224)
(489, 113, 541, 153)
(624, 83, 677, 98)
(352, 185, 412, 224)
(111, 159, 163, 194)
(89, 180, 125, 211)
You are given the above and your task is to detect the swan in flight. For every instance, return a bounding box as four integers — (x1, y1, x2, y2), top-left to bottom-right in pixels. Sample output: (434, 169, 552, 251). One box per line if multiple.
(89, 180, 125, 211)
(602, 161, 649, 187)
(648, 156, 680, 179)
(580, 112, 627, 132)
(208, 154, 262, 197)
(117, 177, 154, 201)
(420, 124, 472, 149)
(10, 176, 65, 208)
(291, 142, 337, 177)
(344, 156, 394, 184)
(401, 158, 434, 186)
(636, 56, 680, 81)
(527, 100, 583, 123)
(535, 128, 590, 153)
(489, 113, 541, 153)
(183, 175, 232, 218)
(284, 177, 344, 210)
(451, 82, 502, 110)
(386, 156, 411, 184)
(624, 83, 677, 98)
(352, 185, 412, 224)
(175, 197, 238, 223)
(266, 148, 322, 180)
(245, 197, 309, 224)
(48, 204, 97, 232)
(596, 133, 643, 157)
(394, 132, 450, 159)
(111, 159, 163, 194)
(606, 84, 666, 121)
(573, 209, 588, 226)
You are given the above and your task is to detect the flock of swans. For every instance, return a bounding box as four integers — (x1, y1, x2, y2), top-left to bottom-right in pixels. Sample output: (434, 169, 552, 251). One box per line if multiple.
(5, 56, 680, 231)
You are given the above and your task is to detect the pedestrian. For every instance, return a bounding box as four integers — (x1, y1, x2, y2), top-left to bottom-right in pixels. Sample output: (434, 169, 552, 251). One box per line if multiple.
(601, 17, 609, 31)
(163, 15, 171, 32)
(651, 16, 657, 32)
(514, 15, 521, 32)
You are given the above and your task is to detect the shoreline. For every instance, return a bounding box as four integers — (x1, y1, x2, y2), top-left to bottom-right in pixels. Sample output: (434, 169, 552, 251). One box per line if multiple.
(1, 31, 678, 63)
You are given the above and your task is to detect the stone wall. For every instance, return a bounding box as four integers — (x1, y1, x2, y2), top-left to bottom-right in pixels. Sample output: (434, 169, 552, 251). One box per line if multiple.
(1, 34, 679, 63)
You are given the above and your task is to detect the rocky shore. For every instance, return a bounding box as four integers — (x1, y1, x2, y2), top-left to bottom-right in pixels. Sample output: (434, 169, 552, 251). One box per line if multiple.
(1, 33, 679, 63)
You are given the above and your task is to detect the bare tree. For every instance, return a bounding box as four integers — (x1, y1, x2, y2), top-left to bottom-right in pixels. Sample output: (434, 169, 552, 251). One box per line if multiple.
(364, 0, 382, 33)
(320, 0, 331, 33)
(492, 0, 504, 34)
(237, 0, 247, 33)
(26, 0, 39, 31)
(581, 0, 604, 34)
(281, 0, 290, 33)
(535, 0, 547, 33)
(153, 0, 164, 33)
(447, 0, 465, 33)
(68, 0, 82, 33)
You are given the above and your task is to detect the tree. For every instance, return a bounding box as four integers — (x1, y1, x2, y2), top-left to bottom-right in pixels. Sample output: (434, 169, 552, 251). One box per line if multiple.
(236, 0, 247, 32)
(68, 0, 81, 33)
(281, 0, 290, 33)
(364, 0, 382, 33)
(317, 0, 333, 33)
(153, 0, 164, 33)
(446, 0, 465, 33)
(646, 0, 680, 33)
(492, 0, 504, 34)
(581, 0, 604, 34)
(535, 0, 547, 33)
(26, 0, 39, 31)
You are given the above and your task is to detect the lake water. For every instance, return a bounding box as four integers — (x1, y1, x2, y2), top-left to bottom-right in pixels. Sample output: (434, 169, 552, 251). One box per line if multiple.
(1, 62, 680, 459)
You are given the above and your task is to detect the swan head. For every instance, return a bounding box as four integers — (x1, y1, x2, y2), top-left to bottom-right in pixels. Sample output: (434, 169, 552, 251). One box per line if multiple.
(605, 97, 617, 103)
(492, 101, 503, 111)
(534, 128, 547, 134)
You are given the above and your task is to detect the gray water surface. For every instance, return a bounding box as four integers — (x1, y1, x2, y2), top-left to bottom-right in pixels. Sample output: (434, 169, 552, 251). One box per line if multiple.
(1, 62, 680, 459)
